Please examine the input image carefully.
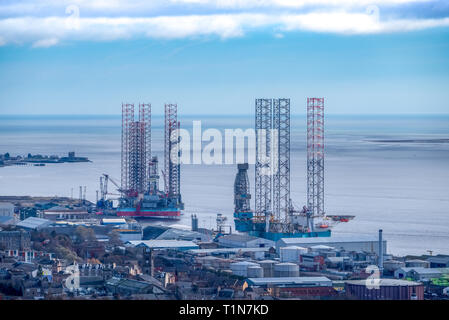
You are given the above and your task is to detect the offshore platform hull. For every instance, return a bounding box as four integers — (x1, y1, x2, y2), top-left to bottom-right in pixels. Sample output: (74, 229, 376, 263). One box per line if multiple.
(117, 208, 181, 219)
(248, 230, 331, 241)
(234, 212, 332, 241)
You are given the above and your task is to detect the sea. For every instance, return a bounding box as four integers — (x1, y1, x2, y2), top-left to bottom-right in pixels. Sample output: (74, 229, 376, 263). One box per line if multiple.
(0, 114, 448, 256)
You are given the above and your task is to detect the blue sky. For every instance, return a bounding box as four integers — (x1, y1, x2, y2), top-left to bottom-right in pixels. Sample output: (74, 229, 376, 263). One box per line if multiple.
(0, 0, 449, 115)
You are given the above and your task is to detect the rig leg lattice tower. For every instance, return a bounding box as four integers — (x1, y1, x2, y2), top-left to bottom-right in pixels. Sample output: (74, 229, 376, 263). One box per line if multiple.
(164, 104, 181, 201)
(255, 99, 273, 222)
(307, 98, 325, 230)
(121, 103, 151, 195)
(273, 98, 291, 230)
(255, 98, 291, 232)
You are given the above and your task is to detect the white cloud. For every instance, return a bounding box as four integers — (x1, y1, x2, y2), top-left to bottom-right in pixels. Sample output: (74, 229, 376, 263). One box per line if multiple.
(0, 0, 447, 46)
(32, 38, 59, 48)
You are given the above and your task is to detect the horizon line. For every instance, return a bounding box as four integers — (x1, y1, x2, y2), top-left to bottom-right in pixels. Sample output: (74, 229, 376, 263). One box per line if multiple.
(1, 113, 449, 117)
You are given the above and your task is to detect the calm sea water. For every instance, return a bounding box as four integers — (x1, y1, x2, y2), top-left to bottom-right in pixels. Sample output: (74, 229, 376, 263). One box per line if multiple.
(0, 114, 448, 256)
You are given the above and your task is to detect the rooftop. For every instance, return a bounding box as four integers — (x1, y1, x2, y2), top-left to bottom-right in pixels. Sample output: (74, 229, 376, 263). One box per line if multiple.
(16, 217, 51, 229)
(247, 276, 332, 286)
(279, 234, 381, 244)
(427, 255, 449, 264)
(398, 267, 448, 274)
(187, 247, 269, 255)
(126, 240, 199, 249)
(0, 216, 15, 225)
(219, 234, 259, 242)
(0, 202, 14, 209)
(346, 279, 422, 286)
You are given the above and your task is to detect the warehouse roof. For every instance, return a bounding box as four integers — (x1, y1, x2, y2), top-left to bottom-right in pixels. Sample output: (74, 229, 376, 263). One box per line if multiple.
(157, 228, 210, 242)
(101, 218, 126, 225)
(278, 234, 380, 245)
(126, 240, 199, 250)
(106, 277, 152, 291)
(16, 217, 51, 230)
(0, 202, 14, 209)
(427, 255, 449, 264)
(247, 277, 332, 287)
(219, 234, 259, 242)
(230, 261, 259, 267)
(187, 247, 269, 255)
(397, 267, 446, 275)
(0, 216, 15, 225)
(346, 279, 421, 286)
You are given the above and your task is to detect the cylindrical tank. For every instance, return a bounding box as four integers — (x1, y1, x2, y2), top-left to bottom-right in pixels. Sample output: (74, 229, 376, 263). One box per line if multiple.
(274, 262, 299, 277)
(247, 266, 264, 278)
(230, 261, 259, 277)
(259, 260, 276, 278)
(280, 246, 307, 263)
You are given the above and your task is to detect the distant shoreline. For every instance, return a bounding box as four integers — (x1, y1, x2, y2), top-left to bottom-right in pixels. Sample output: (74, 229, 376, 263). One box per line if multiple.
(368, 139, 449, 144)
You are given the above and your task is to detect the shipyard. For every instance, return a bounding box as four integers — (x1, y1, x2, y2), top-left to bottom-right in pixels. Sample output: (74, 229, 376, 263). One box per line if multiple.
(0, 99, 447, 301)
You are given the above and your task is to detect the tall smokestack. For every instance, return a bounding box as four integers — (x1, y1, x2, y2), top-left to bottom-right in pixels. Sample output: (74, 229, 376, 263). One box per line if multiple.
(378, 229, 384, 276)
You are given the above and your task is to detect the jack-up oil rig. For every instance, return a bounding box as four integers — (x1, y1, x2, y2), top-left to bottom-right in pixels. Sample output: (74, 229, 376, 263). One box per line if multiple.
(233, 98, 354, 240)
(97, 103, 183, 218)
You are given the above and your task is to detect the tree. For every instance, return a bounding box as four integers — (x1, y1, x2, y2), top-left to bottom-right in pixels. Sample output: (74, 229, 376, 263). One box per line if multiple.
(108, 230, 122, 246)
(74, 226, 96, 243)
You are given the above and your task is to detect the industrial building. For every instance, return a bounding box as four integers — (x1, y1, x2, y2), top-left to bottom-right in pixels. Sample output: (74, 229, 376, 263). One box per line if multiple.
(42, 206, 89, 220)
(0, 202, 14, 217)
(101, 218, 127, 226)
(218, 234, 275, 248)
(0, 230, 31, 251)
(246, 276, 335, 298)
(394, 267, 449, 281)
(345, 279, 424, 300)
(427, 255, 449, 268)
(0, 216, 15, 226)
(155, 227, 212, 242)
(246, 276, 332, 287)
(126, 240, 199, 251)
(276, 234, 387, 255)
(16, 217, 52, 231)
(187, 247, 270, 256)
(116, 229, 143, 242)
(105, 277, 156, 295)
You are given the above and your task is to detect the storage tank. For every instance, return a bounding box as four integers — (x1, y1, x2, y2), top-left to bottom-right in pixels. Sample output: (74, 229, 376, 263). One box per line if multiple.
(274, 262, 299, 277)
(259, 260, 276, 278)
(280, 246, 307, 263)
(230, 261, 259, 277)
(247, 266, 264, 278)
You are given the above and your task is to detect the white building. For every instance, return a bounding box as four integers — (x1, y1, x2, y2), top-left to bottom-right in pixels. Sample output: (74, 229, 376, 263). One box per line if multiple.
(126, 240, 199, 251)
(276, 234, 387, 255)
(0, 202, 14, 217)
(16, 217, 52, 231)
(394, 267, 449, 281)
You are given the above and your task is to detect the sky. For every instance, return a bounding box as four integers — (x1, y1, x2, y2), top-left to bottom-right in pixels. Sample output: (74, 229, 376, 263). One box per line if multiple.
(0, 0, 448, 115)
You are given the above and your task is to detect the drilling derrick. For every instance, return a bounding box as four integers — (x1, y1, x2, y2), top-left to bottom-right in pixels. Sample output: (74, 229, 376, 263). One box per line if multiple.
(140, 103, 152, 192)
(255, 99, 273, 223)
(121, 103, 151, 196)
(307, 98, 325, 230)
(121, 103, 134, 194)
(273, 98, 291, 232)
(164, 104, 182, 206)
